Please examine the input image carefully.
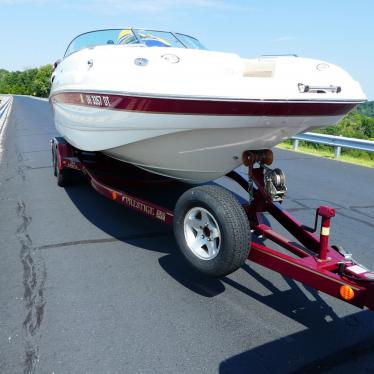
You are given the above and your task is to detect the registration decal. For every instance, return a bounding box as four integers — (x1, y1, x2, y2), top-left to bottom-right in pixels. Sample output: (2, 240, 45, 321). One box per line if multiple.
(85, 94, 111, 107)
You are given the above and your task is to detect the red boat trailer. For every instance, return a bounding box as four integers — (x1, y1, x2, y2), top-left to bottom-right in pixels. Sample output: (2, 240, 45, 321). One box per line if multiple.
(51, 137, 374, 311)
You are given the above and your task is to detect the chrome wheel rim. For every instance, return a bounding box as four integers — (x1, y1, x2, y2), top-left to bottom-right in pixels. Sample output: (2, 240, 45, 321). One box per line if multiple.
(183, 207, 221, 260)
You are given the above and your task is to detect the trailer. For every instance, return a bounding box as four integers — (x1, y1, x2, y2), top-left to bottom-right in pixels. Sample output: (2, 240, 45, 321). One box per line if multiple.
(51, 136, 374, 310)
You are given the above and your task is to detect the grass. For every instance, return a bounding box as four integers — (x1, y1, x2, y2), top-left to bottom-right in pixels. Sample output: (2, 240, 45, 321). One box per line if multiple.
(277, 142, 374, 168)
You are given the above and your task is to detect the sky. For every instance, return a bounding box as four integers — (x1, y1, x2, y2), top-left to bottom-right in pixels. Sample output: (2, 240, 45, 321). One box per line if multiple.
(1, 0, 373, 99)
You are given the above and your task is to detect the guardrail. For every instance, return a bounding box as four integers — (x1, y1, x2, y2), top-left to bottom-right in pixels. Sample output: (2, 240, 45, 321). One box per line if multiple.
(292, 132, 374, 158)
(0, 95, 13, 134)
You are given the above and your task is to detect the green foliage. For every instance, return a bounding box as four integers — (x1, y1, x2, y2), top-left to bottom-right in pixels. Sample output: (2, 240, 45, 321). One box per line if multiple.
(316, 111, 374, 139)
(354, 101, 374, 118)
(0, 65, 52, 98)
(304, 105, 374, 161)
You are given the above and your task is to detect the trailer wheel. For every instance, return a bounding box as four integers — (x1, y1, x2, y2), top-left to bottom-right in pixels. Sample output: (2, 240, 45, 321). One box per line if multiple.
(52, 144, 72, 187)
(173, 185, 251, 277)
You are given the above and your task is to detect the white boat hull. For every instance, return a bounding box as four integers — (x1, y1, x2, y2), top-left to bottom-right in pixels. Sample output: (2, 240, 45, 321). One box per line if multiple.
(50, 44, 366, 183)
(52, 100, 343, 182)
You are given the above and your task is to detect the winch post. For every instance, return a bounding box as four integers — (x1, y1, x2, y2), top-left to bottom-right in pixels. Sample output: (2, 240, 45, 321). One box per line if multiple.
(317, 205, 335, 261)
(242, 150, 274, 213)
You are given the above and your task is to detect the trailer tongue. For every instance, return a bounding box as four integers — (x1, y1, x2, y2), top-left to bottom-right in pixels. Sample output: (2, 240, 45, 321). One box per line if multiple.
(240, 151, 374, 310)
(51, 137, 374, 311)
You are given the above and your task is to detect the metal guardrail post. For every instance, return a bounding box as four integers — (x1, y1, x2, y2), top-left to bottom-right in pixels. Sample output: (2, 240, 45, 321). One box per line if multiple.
(291, 132, 374, 157)
(334, 146, 342, 158)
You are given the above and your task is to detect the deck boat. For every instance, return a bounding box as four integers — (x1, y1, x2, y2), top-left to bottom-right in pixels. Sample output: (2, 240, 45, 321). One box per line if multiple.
(49, 28, 366, 183)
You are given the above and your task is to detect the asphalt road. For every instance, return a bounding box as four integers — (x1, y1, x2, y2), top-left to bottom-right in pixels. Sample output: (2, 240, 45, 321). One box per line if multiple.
(1, 96, 374, 374)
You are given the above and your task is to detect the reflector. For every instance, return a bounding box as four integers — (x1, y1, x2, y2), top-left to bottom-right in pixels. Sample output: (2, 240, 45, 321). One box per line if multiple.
(340, 285, 355, 301)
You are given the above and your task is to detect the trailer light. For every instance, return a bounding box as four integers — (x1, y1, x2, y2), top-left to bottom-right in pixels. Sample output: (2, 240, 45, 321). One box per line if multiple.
(112, 191, 117, 200)
(340, 285, 355, 301)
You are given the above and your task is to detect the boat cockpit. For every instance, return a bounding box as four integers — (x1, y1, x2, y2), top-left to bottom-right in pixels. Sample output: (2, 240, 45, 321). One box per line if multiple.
(64, 28, 206, 57)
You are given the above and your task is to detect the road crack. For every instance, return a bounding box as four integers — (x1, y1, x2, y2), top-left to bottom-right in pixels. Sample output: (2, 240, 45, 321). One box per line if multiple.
(16, 200, 47, 374)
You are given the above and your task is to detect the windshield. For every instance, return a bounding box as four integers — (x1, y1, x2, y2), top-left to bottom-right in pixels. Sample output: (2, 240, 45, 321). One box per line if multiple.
(64, 29, 207, 57)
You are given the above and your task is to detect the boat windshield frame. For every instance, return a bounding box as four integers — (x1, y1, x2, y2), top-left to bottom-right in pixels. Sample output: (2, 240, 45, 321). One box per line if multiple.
(64, 28, 206, 57)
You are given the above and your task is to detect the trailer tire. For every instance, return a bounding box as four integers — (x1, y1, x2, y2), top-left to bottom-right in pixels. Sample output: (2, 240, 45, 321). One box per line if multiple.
(173, 185, 251, 277)
(52, 144, 72, 187)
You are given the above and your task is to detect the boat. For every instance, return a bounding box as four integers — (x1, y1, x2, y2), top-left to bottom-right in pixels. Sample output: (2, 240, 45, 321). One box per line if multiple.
(49, 28, 366, 183)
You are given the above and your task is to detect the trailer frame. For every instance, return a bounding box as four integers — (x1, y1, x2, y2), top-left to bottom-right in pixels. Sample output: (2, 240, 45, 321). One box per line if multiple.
(51, 136, 374, 311)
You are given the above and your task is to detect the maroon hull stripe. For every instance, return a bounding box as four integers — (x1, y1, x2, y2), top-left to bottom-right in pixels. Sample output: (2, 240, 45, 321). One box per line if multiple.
(50, 92, 358, 116)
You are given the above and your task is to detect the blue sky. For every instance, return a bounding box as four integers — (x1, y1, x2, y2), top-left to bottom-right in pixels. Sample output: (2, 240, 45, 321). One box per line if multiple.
(1, 0, 373, 99)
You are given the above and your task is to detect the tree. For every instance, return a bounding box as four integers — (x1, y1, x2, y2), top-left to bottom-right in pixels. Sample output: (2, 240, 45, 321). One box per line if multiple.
(0, 65, 52, 97)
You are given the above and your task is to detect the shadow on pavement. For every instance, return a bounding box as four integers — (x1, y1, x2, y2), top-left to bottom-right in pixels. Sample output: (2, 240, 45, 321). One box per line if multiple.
(65, 178, 227, 298)
(219, 310, 374, 373)
(64, 178, 171, 251)
(158, 254, 226, 297)
(224, 263, 340, 327)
